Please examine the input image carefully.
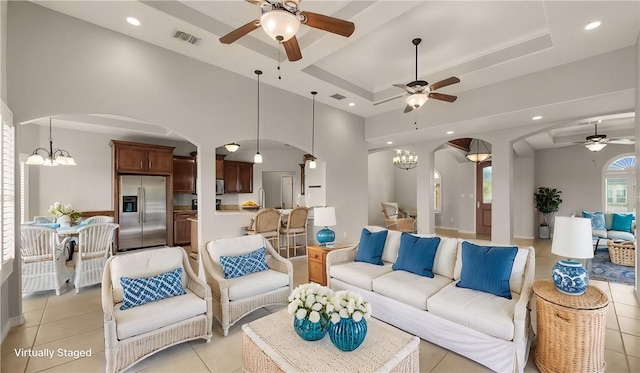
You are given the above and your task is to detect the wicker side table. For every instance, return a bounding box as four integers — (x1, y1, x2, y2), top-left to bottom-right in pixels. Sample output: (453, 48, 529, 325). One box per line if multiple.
(533, 279, 609, 373)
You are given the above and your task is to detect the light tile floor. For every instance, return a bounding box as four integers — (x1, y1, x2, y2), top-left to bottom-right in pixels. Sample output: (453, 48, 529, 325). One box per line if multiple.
(2, 233, 639, 373)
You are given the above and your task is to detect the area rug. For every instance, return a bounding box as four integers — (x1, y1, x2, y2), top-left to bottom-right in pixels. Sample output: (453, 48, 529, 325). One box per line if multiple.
(586, 248, 635, 286)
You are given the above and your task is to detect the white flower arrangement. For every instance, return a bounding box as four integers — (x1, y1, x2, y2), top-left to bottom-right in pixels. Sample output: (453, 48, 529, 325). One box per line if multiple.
(327, 289, 372, 323)
(48, 202, 81, 222)
(287, 283, 334, 323)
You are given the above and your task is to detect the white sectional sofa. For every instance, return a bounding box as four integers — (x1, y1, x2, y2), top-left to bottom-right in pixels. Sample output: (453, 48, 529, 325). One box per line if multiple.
(326, 226, 535, 373)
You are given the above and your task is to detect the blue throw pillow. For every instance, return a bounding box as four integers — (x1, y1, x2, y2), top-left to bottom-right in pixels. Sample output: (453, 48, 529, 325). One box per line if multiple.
(120, 268, 186, 310)
(611, 213, 634, 233)
(219, 247, 269, 279)
(354, 228, 388, 265)
(392, 233, 440, 277)
(582, 211, 606, 230)
(456, 242, 518, 299)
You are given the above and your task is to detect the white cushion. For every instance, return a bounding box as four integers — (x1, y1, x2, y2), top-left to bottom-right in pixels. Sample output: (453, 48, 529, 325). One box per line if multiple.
(207, 235, 267, 266)
(364, 226, 403, 263)
(329, 261, 393, 291)
(372, 271, 452, 311)
(114, 290, 206, 340)
(427, 282, 519, 341)
(110, 247, 186, 304)
(453, 240, 529, 294)
(227, 269, 289, 301)
(432, 237, 458, 279)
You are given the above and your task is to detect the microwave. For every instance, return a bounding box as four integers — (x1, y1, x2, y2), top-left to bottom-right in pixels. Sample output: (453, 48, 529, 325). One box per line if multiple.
(216, 179, 224, 195)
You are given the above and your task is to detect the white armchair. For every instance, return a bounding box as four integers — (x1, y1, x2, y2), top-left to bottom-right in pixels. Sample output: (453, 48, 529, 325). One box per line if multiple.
(73, 223, 118, 293)
(202, 235, 293, 336)
(102, 247, 212, 373)
(21, 225, 73, 295)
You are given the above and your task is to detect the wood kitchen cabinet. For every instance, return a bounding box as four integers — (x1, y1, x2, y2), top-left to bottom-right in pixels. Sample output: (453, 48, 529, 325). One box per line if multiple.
(110, 140, 174, 174)
(173, 155, 196, 193)
(216, 154, 225, 180)
(224, 160, 253, 193)
(174, 211, 197, 245)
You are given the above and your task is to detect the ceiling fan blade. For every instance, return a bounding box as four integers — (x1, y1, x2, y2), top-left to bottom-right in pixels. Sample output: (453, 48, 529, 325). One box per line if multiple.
(283, 36, 302, 61)
(219, 20, 260, 44)
(403, 104, 415, 113)
(429, 77, 460, 92)
(301, 11, 355, 37)
(429, 92, 457, 102)
(392, 83, 417, 94)
(608, 138, 635, 145)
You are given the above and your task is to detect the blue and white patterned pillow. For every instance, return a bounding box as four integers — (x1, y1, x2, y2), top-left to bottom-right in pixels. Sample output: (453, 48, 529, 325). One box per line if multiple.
(219, 247, 269, 279)
(119, 268, 186, 310)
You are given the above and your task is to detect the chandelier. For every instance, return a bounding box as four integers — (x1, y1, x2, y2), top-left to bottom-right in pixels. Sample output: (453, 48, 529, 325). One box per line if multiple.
(26, 118, 76, 166)
(393, 150, 418, 170)
(466, 139, 491, 163)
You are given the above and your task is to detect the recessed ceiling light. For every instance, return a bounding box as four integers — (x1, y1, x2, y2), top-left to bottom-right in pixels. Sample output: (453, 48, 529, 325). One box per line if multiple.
(387, 141, 393, 145)
(126, 17, 141, 26)
(584, 21, 601, 30)
(446, 131, 454, 135)
(532, 116, 542, 120)
(348, 103, 355, 107)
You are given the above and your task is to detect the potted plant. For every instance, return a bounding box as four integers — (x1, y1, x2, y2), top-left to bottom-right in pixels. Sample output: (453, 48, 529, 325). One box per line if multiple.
(534, 187, 563, 239)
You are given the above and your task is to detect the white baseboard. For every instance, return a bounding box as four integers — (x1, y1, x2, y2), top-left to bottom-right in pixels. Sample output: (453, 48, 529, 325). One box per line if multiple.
(514, 235, 535, 240)
(458, 230, 476, 234)
(435, 226, 458, 231)
(0, 314, 22, 343)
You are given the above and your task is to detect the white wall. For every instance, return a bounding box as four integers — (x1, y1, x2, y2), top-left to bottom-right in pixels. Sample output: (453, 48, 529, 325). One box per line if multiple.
(535, 143, 635, 218)
(434, 150, 461, 229)
(514, 156, 535, 239)
(367, 150, 396, 226)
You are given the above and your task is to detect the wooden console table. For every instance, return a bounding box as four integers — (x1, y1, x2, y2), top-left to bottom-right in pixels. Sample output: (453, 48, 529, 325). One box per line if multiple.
(533, 279, 609, 373)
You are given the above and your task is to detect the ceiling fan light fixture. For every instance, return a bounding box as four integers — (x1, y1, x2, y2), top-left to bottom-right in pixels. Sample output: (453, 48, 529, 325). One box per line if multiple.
(260, 10, 300, 42)
(224, 143, 240, 152)
(585, 143, 607, 152)
(405, 93, 428, 109)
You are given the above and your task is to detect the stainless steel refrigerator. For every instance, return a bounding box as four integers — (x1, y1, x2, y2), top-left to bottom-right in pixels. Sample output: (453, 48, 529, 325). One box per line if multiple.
(119, 175, 167, 250)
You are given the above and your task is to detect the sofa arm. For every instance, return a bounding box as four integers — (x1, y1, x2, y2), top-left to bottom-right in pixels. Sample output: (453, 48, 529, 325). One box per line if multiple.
(326, 245, 358, 287)
(513, 246, 535, 344)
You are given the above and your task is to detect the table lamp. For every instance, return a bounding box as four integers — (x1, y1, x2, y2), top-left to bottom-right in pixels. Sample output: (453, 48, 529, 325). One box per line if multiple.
(551, 216, 594, 295)
(314, 207, 336, 246)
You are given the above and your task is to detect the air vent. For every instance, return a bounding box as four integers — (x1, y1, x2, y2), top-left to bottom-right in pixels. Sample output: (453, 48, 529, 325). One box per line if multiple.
(330, 93, 346, 100)
(173, 31, 201, 45)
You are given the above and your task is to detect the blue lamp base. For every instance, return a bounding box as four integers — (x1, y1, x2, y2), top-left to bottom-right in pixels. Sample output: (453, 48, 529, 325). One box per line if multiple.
(316, 226, 335, 246)
(552, 260, 588, 296)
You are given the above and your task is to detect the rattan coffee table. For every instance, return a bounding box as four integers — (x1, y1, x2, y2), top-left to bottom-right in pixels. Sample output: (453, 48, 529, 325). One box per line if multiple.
(242, 309, 420, 373)
(533, 280, 609, 373)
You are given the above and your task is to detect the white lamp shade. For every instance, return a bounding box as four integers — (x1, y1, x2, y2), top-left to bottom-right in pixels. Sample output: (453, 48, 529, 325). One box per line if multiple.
(254, 152, 263, 164)
(314, 207, 336, 227)
(225, 143, 240, 152)
(405, 93, 428, 109)
(465, 152, 491, 162)
(260, 10, 300, 42)
(309, 160, 316, 169)
(585, 143, 607, 152)
(551, 216, 594, 259)
(26, 154, 44, 165)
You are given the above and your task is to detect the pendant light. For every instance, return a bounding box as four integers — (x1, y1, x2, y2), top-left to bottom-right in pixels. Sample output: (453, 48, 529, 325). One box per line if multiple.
(254, 70, 263, 164)
(309, 91, 317, 169)
(466, 138, 491, 163)
(224, 143, 240, 152)
(26, 118, 77, 166)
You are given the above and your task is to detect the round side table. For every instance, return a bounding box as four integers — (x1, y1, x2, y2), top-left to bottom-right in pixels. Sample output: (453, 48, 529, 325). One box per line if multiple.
(533, 279, 609, 373)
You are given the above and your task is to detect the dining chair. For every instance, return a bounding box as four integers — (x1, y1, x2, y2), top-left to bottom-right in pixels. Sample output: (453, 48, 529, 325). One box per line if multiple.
(82, 215, 114, 224)
(381, 202, 415, 232)
(244, 208, 281, 250)
(21, 225, 73, 295)
(279, 207, 309, 257)
(73, 222, 119, 293)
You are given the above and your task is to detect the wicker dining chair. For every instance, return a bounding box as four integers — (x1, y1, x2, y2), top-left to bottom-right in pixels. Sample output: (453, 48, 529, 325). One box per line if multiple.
(381, 202, 415, 232)
(82, 215, 114, 224)
(245, 208, 281, 250)
(21, 225, 73, 296)
(73, 223, 118, 293)
(279, 207, 309, 258)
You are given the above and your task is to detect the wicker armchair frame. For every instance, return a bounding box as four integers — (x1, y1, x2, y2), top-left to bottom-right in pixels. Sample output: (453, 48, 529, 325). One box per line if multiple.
(102, 247, 212, 373)
(202, 236, 293, 336)
(21, 225, 73, 296)
(74, 223, 118, 293)
(381, 203, 415, 232)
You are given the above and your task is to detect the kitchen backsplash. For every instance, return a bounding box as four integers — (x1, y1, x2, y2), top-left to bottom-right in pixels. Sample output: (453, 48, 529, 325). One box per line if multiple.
(173, 193, 193, 207)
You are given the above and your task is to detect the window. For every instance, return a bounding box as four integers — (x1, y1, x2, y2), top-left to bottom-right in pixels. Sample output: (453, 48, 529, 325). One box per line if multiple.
(482, 166, 492, 204)
(434, 170, 441, 213)
(1, 101, 15, 283)
(604, 155, 635, 213)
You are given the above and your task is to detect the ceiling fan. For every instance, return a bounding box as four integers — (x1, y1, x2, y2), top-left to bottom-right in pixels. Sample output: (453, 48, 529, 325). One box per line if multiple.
(393, 38, 460, 113)
(577, 121, 634, 152)
(218, 0, 355, 62)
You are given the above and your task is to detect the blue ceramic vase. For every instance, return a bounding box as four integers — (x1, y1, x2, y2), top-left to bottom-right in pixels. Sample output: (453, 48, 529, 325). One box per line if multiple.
(328, 318, 367, 351)
(293, 315, 328, 341)
(552, 260, 588, 295)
